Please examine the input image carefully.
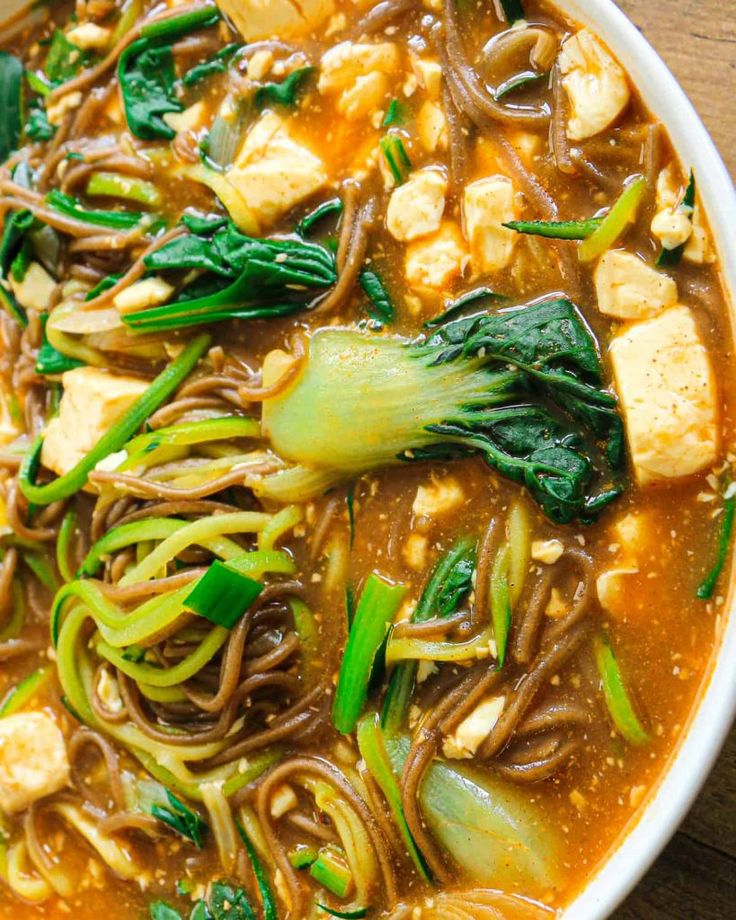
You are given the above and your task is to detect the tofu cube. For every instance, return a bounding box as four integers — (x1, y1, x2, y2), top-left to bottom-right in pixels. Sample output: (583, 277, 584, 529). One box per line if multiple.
(596, 568, 638, 617)
(227, 113, 327, 230)
(559, 29, 630, 141)
(113, 276, 174, 314)
(609, 306, 718, 484)
(416, 101, 448, 153)
(594, 250, 678, 320)
(318, 42, 400, 120)
(405, 221, 467, 296)
(410, 55, 443, 98)
(42, 367, 149, 478)
(412, 476, 464, 518)
(0, 712, 69, 813)
(66, 22, 111, 50)
(442, 696, 506, 759)
(386, 169, 447, 242)
(463, 176, 519, 275)
(216, 0, 334, 42)
(531, 539, 565, 565)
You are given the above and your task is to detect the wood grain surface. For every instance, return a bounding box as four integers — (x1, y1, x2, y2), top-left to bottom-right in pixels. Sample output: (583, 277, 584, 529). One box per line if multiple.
(612, 2, 736, 917)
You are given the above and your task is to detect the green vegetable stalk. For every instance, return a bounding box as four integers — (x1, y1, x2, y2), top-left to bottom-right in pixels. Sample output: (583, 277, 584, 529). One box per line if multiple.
(259, 299, 626, 524)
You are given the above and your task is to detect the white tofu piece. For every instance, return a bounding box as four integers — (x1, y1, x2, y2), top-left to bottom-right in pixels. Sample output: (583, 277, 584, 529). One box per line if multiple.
(46, 91, 82, 127)
(463, 176, 519, 275)
(412, 476, 464, 518)
(386, 169, 447, 242)
(416, 101, 448, 153)
(405, 221, 467, 295)
(113, 277, 174, 314)
(318, 42, 400, 120)
(443, 696, 506, 759)
(42, 367, 148, 478)
(559, 29, 630, 141)
(216, 0, 334, 42)
(66, 23, 111, 50)
(227, 113, 327, 230)
(410, 54, 443, 98)
(402, 532, 428, 571)
(270, 783, 298, 819)
(594, 250, 678, 320)
(8, 262, 56, 311)
(684, 204, 716, 265)
(651, 208, 692, 252)
(609, 306, 718, 485)
(531, 539, 564, 565)
(612, 511, 650, 554)
(596, 568, 638, 617)
(0, 712, 69, 813)
(163, 101, 207, 134)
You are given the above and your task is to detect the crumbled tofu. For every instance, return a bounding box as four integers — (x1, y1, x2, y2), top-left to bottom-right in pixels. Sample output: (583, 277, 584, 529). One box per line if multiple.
(227, 113, 327, 229)
(402, 532, 428, 571)
(113, 277, 174, 314)
(247, 49, 274, 81)
(386, 169, 447, 242)
(531, 539, 565, 565)
(66, 23, 111, 50)
(596, 568, 638, 616)
(8, 262, 56, 311)
(416, 101, 448, 153)
(163, 101, 207, 134)
(216, 0, 334, 42)
(412, 476, 464, 518)
(684, 204, 716, 265)
(47, 91, 82, 127)
(42, 368, 148, 478)
(651, 208, 692, 252)
(0, 712, 69, 813)
(405, 221, 467, 295)
(612, 511, 650, 556)
(650, 163, 710, 257)
(416, 660, 439, 684)
(594, 250, 678, 320)
(270, 784, 298, 819)
(442, 696, 505, 759)
(410, 55, 443, 98)
(609, 306, 718, 484)
(318, 42, 400, 120)
(559, 29, 630, 140)
(463, 176, 519, 275)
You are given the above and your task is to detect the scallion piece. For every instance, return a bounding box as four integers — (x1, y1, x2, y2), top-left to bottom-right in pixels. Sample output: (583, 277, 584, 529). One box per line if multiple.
(45, 189, 143, 230)
(236, 823, 278, 920)
(184, 561, 263, 629)
(309, 846, 353, 899)
(297, 197, 344, 237)
(578, 175, 647, 263)
(289, 845, 319, 869)
(86, 171, 162, 207)
(697, 488, 735, 600)
(182, 42, 241, 86)
(19, 333, 211, 505)
(255, 67, 314, 109)
(594, 633, 650, 745)
(0, 53, 23, 165)
(318, 906, 369, 919)
(495, 71, 546, 100)
(332, 574, 406, 734)
(499, 0, 525, 23)
(504, 217, 603, 240)
(150, 788, 209, 847)
(382, 98, 404, 127)
(380, 135, 412, 185)
(0, 666, 53, 717)
(359, 269, 394, 325)
(490, 543, 512, 666)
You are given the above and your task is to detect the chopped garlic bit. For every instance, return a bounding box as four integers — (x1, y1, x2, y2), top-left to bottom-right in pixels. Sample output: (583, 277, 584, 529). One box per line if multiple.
(442, 696, 505, 759)
(531, 539, 564, 565)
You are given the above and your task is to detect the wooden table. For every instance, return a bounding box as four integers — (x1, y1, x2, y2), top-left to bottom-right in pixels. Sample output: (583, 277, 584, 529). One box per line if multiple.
(613, 2, 736, 916)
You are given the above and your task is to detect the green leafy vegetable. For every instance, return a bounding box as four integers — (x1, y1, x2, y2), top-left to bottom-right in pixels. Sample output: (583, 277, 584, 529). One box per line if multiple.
(44, 30, 87, 84)
(260, 299, 626, 523)
(297, 198, 343, 237)
(236, 824, 278, 920)
(149, 901, 183, 920)
(504, 217, 603, 240)
(594, 633, 650, 745)
(657, 170, 696, 267)
(382, 537, 475, 733)
(332, 574, 406, 734)
(255, 67, 314, 109)
(151, 789, 209, 848)
(382, 98, 405, 126)
(380, 134, 412, 184)
(318, 906, 368, 919)
(499, 0, 525, 23)
(24, 101, 56, 142)
(289, 845, 319, 869)
(359, 270, 394, 325)
(495, 71, 546, 100)
(183, 42, 241, 86)
(697, 485, 735, 599)
(184, 561, 263, 628)
(45, 189, 143, 230)
(310, 846, 353, 899)
(578, 175, 647, 262)
(118, 6, 220, 140)
(208, 880, 256, 920)
(122, 219, 336, 332)
(0, 53, 23, 165)
(423, 287, 506, 328)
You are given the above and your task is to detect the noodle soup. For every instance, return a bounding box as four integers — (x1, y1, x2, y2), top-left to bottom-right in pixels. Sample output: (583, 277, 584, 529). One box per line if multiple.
(0, 1, 732, 918)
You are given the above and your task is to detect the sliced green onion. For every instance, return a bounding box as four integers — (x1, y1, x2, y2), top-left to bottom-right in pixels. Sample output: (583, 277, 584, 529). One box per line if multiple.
(184, 561, 263, 629)
(357, 712, 430, 880)
(149, 901, 182, 920)
(504, 217, 603, 240)
(495, 71, 546, 100)
(150, 789, 209, 848)
(657, 171, 696, 267)
(182, 42, 241, 86)
(594, 633, 650, 745)
(382, 98, 404, 127)
(289, 845, 319, 869)
(490, 543, 511, 666)
(0, 666, 53, 717)
(236, 823, 278, 920)
(19, 333, 211, 505)
(45, 189, 143, 230)
(423, 286, 506, 328)
(297, 197, 343, 237)
(255, 67, 314, 109)
(697, 489, 735, 600)
(499, 0, 525, 23)
(578, 175, 647, 263)
(86, 171, 162, 207)
(310, 846, 353, 899)
(380, 135, 412, 185)
(332, 574, 406, 734)
(318, 906, 368, 919)
(359, 269, 394, 325)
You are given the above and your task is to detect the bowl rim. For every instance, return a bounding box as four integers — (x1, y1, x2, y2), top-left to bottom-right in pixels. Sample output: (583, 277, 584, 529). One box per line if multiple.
(550, 2, 736, 917)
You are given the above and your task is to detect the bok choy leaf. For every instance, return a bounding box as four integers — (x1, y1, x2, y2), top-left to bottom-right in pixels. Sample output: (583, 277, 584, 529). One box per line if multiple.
(0, 53, 24, 164)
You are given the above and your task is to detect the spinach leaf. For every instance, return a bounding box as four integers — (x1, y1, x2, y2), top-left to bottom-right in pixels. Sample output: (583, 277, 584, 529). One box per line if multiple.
(149, 903, 183, 920)
(0, 53, 23, 165)
(36, 317, 84, 375)
(45, 189, 143, 230)
(0, 209, 35, 279)
(255, 67, 314, 109)
(44, 30, 87, 84)
(150, 789, 209, 848)
(182, 43, 241, 87)
(297, 197, 343, 237)
(359, 269, 394, 325)
(25, 100, 56, 142)
(208, 881, 256, 920)
(118, 6, 220, 140)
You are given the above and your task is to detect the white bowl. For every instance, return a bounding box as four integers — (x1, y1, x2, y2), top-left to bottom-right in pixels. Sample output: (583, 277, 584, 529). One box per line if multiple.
(551, 2, 736, 917)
